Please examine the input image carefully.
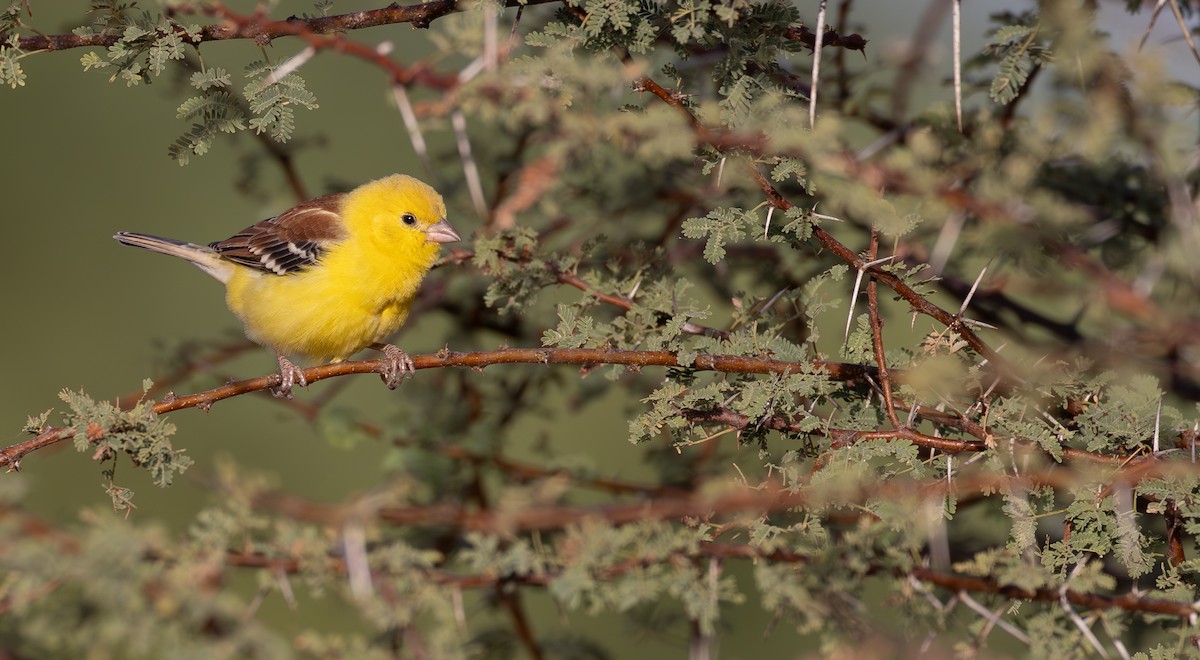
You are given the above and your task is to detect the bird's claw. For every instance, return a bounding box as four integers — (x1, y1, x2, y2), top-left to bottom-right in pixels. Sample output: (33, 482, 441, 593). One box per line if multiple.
(272, 354, 308, 399)
(378, 344, 414, 389)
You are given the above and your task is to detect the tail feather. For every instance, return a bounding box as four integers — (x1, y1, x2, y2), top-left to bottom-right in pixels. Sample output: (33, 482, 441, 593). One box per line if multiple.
(114, 231, 232, 283)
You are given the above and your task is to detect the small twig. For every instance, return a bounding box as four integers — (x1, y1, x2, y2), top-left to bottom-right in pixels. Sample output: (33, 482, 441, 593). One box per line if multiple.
(508, 3, 525, 51)
(1167, 0, 1200, 67)
(845, 255, 894, 344)
(1165, 498, 1186, 565)
(866, 231, 901, 428)
(1139, 0, 1169, 51)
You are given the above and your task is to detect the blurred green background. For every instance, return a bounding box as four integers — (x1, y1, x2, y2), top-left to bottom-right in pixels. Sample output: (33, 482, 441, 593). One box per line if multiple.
(2, 1, 1195, 656)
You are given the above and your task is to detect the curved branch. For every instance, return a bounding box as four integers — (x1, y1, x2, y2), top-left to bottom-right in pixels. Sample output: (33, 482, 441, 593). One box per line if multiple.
(0, 348, 869, 470)
(10, 0, 560, 52)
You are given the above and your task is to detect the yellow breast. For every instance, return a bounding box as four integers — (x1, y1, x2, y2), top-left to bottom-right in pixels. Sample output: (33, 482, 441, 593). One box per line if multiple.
(224, 232, 436, 362)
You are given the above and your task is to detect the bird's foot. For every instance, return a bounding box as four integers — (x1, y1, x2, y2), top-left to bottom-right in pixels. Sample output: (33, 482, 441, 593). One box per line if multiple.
(272, 354, 308, 399)
(371, 342, 414, 389)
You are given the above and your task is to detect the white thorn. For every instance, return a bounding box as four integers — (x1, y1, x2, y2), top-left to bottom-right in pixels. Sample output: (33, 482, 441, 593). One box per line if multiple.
(959, 262, 990, 315)
(451, 109, 488, 220)
(392, 85, 432, 176)
(1153, 396, 1163, 453)
(809, 0, 828, 128)
(264, 46, 316, 86)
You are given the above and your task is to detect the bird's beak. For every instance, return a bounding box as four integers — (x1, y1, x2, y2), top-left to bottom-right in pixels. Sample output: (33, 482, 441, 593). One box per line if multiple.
(426, 219, 460, 244)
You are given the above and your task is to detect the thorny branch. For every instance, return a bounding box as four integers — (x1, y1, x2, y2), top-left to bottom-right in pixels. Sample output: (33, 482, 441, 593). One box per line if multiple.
(9, 0, 561, 53)
(635, 75, 1013, 385)
(1, 348, 872, 471)
(5, 347, 1189, 473)
(5, 480, 1193, 621)
(865, 230, 902, 429)
(226, 543, 1196, 619)
(8, 0, 1200, 642)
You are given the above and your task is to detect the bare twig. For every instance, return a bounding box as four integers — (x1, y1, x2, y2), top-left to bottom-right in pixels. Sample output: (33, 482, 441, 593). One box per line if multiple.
(866, 231, 902, 428)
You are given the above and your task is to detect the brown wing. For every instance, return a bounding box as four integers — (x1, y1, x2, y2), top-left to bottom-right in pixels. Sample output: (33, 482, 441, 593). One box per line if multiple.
(209, 194, 349, 276)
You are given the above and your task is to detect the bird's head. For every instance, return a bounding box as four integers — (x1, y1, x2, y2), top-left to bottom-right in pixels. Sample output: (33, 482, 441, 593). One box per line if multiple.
(346, 174, 460, 251)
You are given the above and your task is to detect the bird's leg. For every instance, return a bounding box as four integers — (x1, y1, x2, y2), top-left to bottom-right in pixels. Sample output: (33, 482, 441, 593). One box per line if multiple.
(272, 353, 308, 399)
(370, 342, 414, 389)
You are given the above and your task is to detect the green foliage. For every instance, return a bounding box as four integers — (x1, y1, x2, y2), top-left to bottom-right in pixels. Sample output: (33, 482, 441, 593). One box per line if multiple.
(9, 0, 1200, 657)
(55, 383, 190, 510)
(0, 504, 290, 659)
(682, 206, 753, 264)
(980, 11, 1055, 104)
(168, 60, 317, 165)
(73, 2, 197, 87)
(243, 60, 319, 140)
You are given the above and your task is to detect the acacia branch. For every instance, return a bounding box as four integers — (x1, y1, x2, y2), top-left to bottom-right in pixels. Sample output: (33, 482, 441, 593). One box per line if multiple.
(866, 230, 902, 428)
(635, 75, 1013, 384)
(224, 545, 1198, 619)
(189, 4, 457, 88)
(10, 0, 560, 53)
(6, 347, 1184, 471)
(909, 567, 1195, 619)
(0, 348, 869, 470)
(257, 461, 1189, 538)
(681, 407, 985, 454)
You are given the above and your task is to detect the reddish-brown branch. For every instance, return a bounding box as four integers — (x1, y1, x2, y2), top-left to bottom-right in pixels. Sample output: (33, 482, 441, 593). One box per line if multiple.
(1165, 498, 1187, 566)
(682, 406, 985, 454)
(0, 349, 868, 470)
(254, 461, 1198, 545)
(783, 25, 869, 53)
(910, 567, 1195, 619)
(192, 5, 457, 88)
(223, 545, 1197, 618)
(498, 588, 544, 660)
(11, 0, 560, 53)
(261, 479, 810, 533)
(545, 262, 729, 339)
(8, 347, 1183, 472)
(866, 231, 902, 428)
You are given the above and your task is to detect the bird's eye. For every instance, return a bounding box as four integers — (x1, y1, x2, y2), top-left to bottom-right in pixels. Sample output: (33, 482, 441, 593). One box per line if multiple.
(401, 213, 418, 226)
